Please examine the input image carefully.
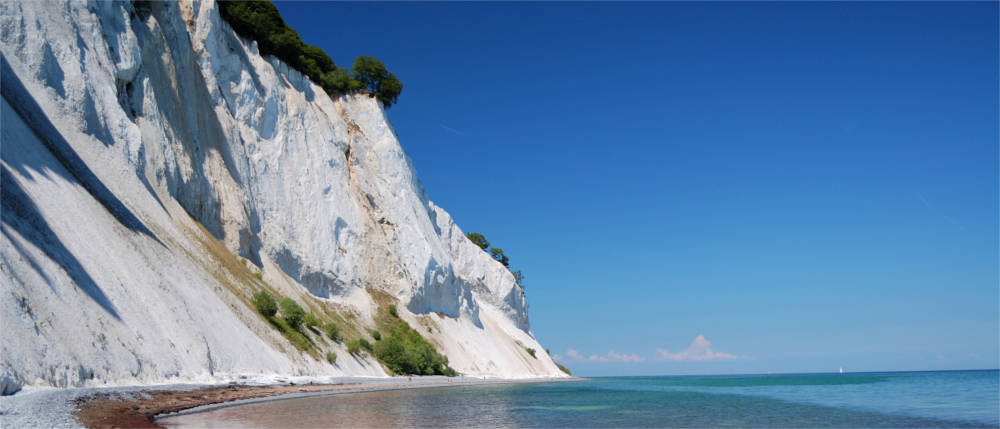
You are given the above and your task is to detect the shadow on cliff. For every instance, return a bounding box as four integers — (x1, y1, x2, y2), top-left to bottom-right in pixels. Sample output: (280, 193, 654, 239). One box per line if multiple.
(0, 55, 154, 319)
(1, 168, 121, 321)
(408, 257, 483, 329)
(1, 54, 162, 248)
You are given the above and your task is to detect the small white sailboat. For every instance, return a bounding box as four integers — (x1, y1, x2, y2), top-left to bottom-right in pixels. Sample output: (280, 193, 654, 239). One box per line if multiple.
(839, 367, 844, 374)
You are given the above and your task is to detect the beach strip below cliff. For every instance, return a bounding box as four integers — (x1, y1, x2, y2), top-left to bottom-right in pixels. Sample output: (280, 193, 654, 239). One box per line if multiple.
(0, 376, 580, 429)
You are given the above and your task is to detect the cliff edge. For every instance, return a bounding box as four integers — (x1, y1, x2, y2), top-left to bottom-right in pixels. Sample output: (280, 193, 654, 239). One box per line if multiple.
(0, 0, 564, 392)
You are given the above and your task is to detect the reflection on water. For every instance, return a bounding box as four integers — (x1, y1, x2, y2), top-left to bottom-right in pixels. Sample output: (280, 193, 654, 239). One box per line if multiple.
(160, 386, 523, 428)
(160, 371, 999, 428)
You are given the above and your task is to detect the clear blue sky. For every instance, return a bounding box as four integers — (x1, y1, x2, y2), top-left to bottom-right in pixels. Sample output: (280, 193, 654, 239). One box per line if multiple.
(274, 2, 998, 376)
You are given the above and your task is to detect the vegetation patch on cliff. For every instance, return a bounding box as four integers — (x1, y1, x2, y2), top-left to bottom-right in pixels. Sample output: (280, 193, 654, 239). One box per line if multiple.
(216, 0, 402, 108)
(515, 340, 537, 359)
(373, 317, 458, 376)
(466, 232, 526, 287)
(361, 293, 458, 376)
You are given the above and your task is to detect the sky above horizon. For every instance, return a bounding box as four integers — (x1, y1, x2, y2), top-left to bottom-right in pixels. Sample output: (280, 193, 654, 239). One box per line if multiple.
(274, 2, 999, 376)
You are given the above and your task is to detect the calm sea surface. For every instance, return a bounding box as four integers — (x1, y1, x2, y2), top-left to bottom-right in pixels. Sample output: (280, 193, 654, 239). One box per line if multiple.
(160, 370, 999, 428)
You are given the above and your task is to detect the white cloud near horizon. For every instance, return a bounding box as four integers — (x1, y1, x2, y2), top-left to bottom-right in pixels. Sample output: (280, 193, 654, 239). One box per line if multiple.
(656, 335, 742, 361)
(589, 350, 645, 363)
(559, 348, 644, 363)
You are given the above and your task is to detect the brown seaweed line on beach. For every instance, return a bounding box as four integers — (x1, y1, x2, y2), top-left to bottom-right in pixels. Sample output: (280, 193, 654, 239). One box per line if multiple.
(72, 378, 584, 428)
(73, 383, 362, 429)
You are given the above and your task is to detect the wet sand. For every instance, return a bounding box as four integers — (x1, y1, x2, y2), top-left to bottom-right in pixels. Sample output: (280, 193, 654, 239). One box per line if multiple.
(73, 378, 578, 428)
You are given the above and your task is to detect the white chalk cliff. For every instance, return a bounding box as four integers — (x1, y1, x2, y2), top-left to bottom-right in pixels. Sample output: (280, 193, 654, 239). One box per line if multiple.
(0, 0, 564, 392)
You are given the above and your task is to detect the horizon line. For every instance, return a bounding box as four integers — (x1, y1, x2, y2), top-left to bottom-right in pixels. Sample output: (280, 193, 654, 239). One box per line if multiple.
(577, 368, 1000, 378)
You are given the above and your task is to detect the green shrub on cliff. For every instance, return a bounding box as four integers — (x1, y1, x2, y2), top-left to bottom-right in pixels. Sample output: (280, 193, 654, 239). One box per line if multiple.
(466, 234, 509, 267)
(346, 339, 365, 356)
(467, 232, 525, 286)
(465, 232, 490, 250)
(324, 322, 341, 341)
(279, 297, 305, 330)
(373, 321, 457, 376)
(217, 1, 402, 107)
(489, 247, 510, 267)
(515, 340, 537, 359)
(352, 56, 403, 108)
(345, 338, 374, 356)
(252, 290, 277, 317)
(304, 312, 321, 328)
(359, 338, 374, 352)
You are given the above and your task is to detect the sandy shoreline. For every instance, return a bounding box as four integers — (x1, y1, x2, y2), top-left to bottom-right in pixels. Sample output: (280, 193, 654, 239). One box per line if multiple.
(0, 376, 579, 429)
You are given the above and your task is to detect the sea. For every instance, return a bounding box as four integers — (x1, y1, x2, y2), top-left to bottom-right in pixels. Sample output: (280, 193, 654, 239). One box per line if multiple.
(160, 370, 999, 428)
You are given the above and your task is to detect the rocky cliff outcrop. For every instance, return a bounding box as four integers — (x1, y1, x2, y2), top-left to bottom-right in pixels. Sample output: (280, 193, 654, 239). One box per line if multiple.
(0, 0, 563, 391)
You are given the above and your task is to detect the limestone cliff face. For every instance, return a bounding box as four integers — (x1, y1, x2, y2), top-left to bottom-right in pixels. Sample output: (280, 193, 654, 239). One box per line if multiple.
(0, 0, 563, 391)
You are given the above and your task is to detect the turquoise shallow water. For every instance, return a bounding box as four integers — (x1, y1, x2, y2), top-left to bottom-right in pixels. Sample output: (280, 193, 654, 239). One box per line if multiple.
(161, 370, 999, 428)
